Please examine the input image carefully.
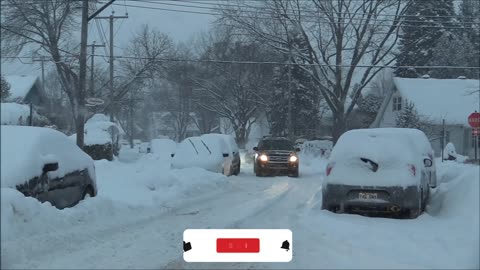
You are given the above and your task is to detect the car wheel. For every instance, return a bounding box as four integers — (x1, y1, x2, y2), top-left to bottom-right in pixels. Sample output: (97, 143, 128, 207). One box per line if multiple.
(289, 169, 299, 178)
(82, 186, 95, 200)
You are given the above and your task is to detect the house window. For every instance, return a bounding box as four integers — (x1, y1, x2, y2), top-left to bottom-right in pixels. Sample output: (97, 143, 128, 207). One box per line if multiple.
(392, 96, 402, 111)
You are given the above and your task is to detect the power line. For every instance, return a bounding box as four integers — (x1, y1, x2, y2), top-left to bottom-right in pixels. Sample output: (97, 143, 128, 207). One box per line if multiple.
(111, 2, 479, 30)
(138, 0, 479, 25)
(6, 54, 478, 70)
(172, 0, 480, 20)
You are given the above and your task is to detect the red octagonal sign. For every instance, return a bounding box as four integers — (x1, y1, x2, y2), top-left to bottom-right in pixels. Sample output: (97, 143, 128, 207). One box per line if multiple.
(468, 112, 480, 128)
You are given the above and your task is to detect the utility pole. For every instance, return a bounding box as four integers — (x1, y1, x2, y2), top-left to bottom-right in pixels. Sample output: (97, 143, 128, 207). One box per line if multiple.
(77, 0, 89, 148)
(87, 42, 105, 97)
(32, 56, 47, 94)
(95, 11, 128, 122)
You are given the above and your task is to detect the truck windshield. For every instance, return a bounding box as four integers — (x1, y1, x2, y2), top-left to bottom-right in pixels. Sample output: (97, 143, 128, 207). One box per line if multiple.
(259, 140, 294, 150)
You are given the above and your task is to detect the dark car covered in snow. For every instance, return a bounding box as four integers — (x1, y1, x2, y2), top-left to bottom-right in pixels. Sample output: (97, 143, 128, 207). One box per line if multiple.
(253, 137, 300, 177)
(321, 128, 433, 218)
(1, 126, 97, 209)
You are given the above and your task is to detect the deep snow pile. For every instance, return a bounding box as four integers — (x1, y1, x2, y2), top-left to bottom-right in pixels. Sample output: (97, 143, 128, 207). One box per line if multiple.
(300, 161, 479, 269)
(0, 126, 95, 189)
(1, 152, 228, 243)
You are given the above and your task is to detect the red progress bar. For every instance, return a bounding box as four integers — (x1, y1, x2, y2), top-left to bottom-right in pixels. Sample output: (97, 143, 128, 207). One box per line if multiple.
(216, 238, 260, 253)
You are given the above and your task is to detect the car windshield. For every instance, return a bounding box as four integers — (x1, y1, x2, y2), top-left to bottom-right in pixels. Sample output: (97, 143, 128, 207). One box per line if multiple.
(258, 140, 294, 150)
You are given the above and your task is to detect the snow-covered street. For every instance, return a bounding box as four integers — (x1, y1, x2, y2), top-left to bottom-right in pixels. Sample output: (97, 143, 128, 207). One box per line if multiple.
(2, 151, 478, 269)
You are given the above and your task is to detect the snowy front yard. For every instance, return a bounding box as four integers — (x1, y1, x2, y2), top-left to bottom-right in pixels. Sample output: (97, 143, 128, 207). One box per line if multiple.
(1, 152, 479, 269)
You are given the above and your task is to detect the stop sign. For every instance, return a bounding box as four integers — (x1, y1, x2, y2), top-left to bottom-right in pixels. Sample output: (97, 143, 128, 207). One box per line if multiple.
(468, 112, 480, 128)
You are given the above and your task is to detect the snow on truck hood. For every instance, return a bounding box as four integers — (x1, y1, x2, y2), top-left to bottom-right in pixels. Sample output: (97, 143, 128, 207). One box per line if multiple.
(1, 126, 95, 188)
(327, 129, 423, 187)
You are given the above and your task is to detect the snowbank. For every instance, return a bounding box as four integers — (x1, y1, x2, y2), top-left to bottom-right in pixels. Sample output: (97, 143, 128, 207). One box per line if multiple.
(0, 103, 48, 125)
(1, 154, 228, 244)
(303, 161, 479, 269)
(1, 126, 95, 188)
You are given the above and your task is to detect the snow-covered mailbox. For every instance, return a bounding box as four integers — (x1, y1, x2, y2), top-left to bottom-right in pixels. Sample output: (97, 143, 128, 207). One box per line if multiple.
(71, 114, 121, 161)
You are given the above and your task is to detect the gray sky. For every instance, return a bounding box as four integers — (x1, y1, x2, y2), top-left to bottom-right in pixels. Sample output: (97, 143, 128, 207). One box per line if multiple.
(1, 1, 215, 77)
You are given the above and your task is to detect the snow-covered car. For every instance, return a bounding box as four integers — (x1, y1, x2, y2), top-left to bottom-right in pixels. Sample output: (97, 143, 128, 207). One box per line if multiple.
(70, 114, 121, 161)
(171, 134, 238, 176)
(150, 138, 177, 159)
(138, 142, 151, 154)
(201, 134, 241, 175)
(322, 128, 432, 218)
(1, 126, 97, 209)
(302, 140, 333, 158)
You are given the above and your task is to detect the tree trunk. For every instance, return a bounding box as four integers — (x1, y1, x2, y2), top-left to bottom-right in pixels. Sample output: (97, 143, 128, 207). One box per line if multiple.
(332, 112, 347, 145)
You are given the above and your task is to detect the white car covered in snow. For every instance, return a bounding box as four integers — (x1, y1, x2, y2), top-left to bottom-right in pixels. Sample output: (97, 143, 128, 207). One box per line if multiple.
(1, 126, 97, 209)
(171, 134, 240, 176)
(322, 128, 433, 218)
(150, 138, 177, 159)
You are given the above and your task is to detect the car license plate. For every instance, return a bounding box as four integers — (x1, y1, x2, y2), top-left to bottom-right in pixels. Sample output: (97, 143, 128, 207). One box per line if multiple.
(358, 192, 378, 200)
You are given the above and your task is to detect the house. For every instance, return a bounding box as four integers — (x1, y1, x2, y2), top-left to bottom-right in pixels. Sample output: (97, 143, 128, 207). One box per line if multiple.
(4, 75, 47, 107)
(376, 77, 480, 157)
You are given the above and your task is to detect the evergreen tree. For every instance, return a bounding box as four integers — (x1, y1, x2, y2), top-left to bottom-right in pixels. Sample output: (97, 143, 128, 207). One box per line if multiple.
(0, 75, 11, 102)
(395, 0, 456, 78)
(459, 0, 480, 78)
(268, 29, 320, 138)
(395, 101, 421, 129)
(268, 66, 289, 136)
(429, 32, 478, 78)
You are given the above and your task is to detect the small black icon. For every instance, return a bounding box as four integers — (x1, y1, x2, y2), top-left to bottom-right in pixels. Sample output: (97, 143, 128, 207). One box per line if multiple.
(281, 240, 290, 251)
(183, 241, 192, 252)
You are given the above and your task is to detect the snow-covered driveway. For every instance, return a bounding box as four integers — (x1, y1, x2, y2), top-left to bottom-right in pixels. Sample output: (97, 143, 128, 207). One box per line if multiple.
(1, 153, 479, 269)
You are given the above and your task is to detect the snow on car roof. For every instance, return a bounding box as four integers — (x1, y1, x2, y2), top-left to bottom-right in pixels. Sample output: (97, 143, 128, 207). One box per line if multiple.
(331, 128, 419, 164)
(393, 77, 480, 126)
(1, 126, 94, 188)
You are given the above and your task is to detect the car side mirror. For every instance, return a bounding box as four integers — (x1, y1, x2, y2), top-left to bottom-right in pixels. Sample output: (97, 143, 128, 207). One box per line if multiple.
(43, 162, 59, 173)
(424, 158, 433, 167)
(253, 147, 258, 151)
(295, 148, 301, 152)
(171, 153, 175, 158)
(223, 153, 229, 157)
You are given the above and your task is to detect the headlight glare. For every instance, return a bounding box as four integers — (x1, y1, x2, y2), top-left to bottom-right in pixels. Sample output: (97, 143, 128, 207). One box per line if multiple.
(259, 154, 268, 162)
(289, 155, 298, 162)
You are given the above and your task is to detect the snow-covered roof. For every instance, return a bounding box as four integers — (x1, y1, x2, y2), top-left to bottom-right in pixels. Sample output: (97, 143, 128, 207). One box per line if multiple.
(4, 75, 39, 102)
(393, 78, 480, 126)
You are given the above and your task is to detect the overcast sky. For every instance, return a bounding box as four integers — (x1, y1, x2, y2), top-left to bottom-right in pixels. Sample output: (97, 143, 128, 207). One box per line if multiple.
(1, 0, 215, 77)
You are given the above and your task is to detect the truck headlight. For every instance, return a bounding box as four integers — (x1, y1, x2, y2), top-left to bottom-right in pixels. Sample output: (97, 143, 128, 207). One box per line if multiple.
(289, 155, 298, 162)
(259, 154, 268, 162)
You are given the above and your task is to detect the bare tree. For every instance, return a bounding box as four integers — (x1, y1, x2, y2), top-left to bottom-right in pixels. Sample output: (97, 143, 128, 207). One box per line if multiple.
(193, 33, 273, 148)
(110, 24, 174, 117)
(1, 0, 91, 147)
(221, 0, 413, 142)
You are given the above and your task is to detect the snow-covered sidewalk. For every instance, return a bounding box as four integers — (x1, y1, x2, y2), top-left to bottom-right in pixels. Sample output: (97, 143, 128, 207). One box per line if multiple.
(1, 154, 478, 269)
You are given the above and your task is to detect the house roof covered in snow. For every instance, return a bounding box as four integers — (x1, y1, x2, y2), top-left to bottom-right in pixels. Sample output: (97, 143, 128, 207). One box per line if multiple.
(393, 77, 480, 126)
(4, 75, 40, 102)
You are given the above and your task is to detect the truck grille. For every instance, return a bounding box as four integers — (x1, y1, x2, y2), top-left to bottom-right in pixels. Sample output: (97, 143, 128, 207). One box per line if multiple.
(268, 154, 290, 163)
